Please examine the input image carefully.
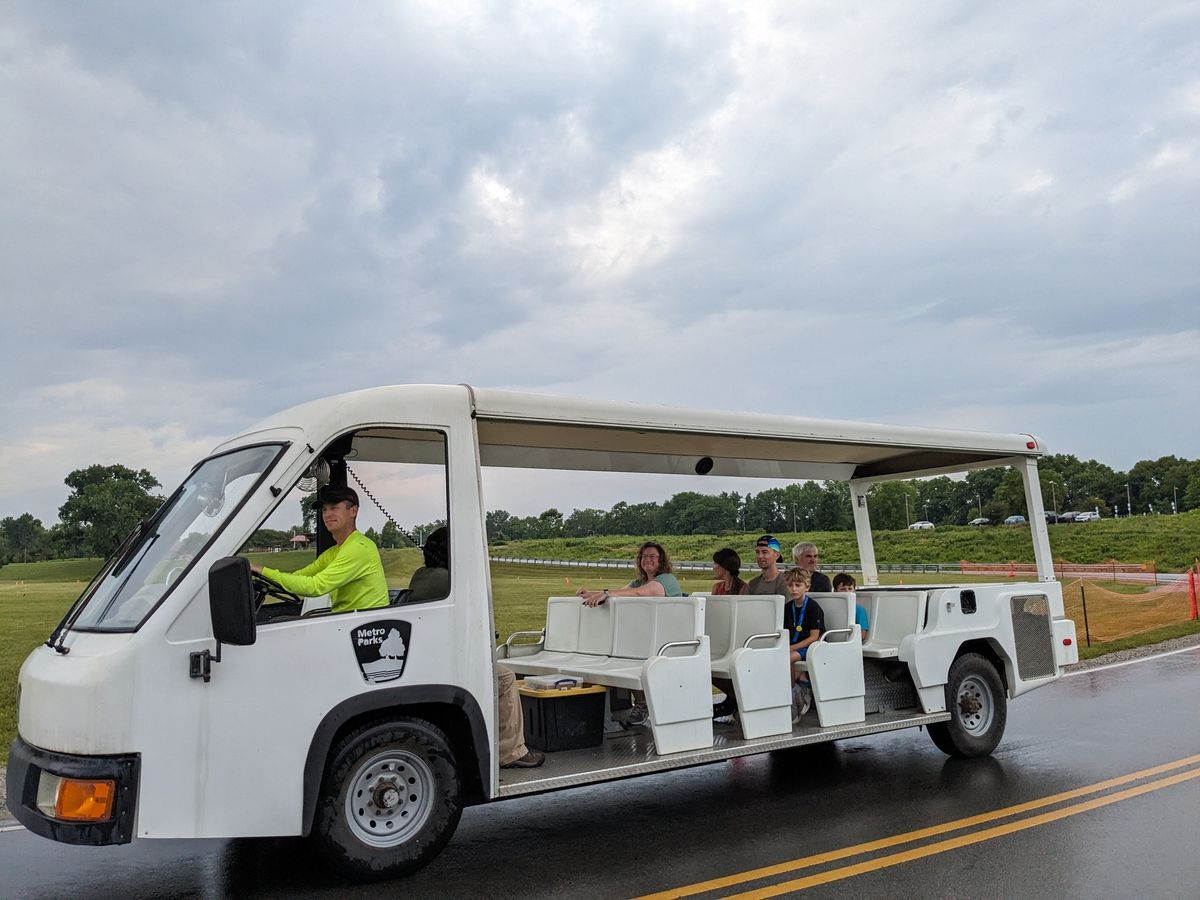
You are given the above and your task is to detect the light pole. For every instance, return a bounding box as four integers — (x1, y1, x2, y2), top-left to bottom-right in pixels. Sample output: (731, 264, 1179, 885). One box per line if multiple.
(1125, 482, 1132, 518)
(904, 493, 910, 527)
(924, 502, 930, 523)
(791, 503, 796, 534)
(1174, 486, 1179, 514)
(1050, 482, 1057, 514)
(976, 493, 982, 518)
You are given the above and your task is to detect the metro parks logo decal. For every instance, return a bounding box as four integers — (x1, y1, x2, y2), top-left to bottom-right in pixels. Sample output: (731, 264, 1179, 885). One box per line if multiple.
(351, 620, 412, 684)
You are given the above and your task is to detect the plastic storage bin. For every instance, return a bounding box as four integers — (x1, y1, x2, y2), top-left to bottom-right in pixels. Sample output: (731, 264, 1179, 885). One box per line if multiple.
(517, 681, 607, 752)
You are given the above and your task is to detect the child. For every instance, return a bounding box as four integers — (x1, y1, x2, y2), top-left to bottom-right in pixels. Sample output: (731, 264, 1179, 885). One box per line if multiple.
(784, 567, 824, 721)
(832, 572, 869, 642)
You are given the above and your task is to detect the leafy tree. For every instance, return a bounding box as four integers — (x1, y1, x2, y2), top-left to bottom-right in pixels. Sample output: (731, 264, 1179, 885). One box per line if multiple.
(867, 481, 917, 530)
(380, 521, 401, 549)
(301, 494, 319, 533)
(0, 513, 49, 563)
(661, 492, 739, 535)
(57, 465, 162, 557)
(606, 501, 662, 535)
(563, 508, 607, 537)
(364, 526, 381, 546)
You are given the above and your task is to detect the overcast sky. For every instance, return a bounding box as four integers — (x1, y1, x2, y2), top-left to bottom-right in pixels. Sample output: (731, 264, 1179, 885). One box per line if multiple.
(3, 1, 1198, 525)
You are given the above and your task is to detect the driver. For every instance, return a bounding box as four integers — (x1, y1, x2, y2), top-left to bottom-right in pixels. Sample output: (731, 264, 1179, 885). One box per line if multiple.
(252, 486, 388, 613)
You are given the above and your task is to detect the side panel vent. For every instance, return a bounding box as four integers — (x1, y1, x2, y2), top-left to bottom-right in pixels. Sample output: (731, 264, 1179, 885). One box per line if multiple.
(960, 590, 977, 614)
(1010, 595, 1055, 680)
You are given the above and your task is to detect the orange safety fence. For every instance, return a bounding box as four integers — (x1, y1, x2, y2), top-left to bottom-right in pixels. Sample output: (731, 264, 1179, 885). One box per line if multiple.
(1061, 578, 1196, 645)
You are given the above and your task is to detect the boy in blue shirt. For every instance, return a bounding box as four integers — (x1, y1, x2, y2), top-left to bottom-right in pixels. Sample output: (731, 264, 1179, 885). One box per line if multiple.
(833, 572, 869, 642)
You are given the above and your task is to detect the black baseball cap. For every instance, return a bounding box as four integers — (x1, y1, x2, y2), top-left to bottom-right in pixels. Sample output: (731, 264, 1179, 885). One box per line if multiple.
(756, 534, 784, 562)
(318, 486, 359, 508)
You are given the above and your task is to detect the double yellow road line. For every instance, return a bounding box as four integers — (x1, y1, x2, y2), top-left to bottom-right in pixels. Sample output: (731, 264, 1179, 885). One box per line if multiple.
(639, 753, 1200, 898)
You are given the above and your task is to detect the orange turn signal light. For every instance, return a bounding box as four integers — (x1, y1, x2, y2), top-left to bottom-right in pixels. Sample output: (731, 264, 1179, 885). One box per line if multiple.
(55, 778, 116, 822)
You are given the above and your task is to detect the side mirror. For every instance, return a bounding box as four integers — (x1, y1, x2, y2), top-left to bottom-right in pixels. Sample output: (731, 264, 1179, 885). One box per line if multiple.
(208, 557, 257, 646)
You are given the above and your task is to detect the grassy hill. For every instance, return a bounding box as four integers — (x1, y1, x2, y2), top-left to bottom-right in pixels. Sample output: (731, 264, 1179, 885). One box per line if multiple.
(492, 510, 1200, 572)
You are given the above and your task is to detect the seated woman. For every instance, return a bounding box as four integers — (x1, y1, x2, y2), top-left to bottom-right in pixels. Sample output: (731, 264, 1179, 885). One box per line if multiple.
(409, 526, 449, 602)
(711, 547, 748, 596)
(575, 541, 681, 728)
(710, 547, 748, 720)
(576, 541, 681, 606)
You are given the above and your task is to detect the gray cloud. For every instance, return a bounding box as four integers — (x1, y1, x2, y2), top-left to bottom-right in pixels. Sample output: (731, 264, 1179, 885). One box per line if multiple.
(3, 1, 1198, 523)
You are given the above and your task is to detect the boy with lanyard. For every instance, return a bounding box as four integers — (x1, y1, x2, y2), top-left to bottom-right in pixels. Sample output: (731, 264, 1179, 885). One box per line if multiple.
(784, 567, 824, 721)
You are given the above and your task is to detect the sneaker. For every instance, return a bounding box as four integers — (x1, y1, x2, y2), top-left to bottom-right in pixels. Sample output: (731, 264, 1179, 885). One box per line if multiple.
(626, 702, 650, 727)
(714, 712, 738, 725)
(502, 750, 546, 768)
(799, 687, 812, 718)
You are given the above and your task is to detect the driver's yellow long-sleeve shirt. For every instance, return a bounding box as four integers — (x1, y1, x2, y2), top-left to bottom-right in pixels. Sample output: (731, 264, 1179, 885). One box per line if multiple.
(262, 530, 388, 613)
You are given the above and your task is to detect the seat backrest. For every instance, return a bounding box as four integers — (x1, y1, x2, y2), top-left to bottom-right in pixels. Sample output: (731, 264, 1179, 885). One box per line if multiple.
(731, 595, 784, 645)
(610, 596, 704, 660)
(576, 601, 614, 656)
(543, 597, 583, 653)
(704, 595, 735, 658)
(809, 592, 853, 642)
(860, 591, 926, 648)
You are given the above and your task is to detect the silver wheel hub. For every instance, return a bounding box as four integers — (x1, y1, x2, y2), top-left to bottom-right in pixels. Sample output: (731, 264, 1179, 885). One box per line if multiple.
(345, 749, 435, 848)
(956, 674, 994, 737)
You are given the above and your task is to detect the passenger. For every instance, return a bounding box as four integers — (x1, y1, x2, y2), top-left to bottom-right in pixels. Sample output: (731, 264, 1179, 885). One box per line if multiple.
(711, 547, 749, 595)
(576, 541, 681, 728)
(409, 526, 450, 602)
(710, 548, 748, 721)
(833, 572, 869, 641)
(792, 541, 832, 592)
(785, 567, 824, 721)
(252, 486, 388, 612)
(497, 663, 545, 768)
(747, 535, 789, 597)
(577, 541, 681, 606)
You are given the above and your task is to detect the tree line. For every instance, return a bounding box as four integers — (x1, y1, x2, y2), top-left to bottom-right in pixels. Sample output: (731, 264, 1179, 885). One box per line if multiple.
(484, 454, 1200, 541)
(2, 454, 1198, 564)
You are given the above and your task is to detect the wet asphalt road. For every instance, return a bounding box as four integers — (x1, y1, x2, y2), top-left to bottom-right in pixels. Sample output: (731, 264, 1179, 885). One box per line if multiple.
(3, 647, 1198, 900)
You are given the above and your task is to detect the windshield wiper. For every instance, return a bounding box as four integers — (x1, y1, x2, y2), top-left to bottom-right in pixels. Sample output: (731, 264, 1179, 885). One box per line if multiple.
(45, 518, 151, 654)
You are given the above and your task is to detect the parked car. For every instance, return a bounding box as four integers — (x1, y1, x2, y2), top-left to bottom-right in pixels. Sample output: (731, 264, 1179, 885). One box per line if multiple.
(1075, 511, 1100, 522)
(1003, 514, 1027, 525)
(908, 520, 935, 530)
(1044, 511, 1061, 524)
(1058, 511, 1081, 523)
(968, 517, 990, 526)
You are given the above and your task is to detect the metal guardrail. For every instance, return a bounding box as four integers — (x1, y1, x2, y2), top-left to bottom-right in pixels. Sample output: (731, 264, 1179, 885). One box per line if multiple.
(487, 556, 961, 574)
(486, 556, 1187, 582)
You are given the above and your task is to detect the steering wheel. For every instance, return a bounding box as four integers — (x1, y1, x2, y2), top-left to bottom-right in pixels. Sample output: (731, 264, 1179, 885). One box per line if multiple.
(252, 571, 305, 612)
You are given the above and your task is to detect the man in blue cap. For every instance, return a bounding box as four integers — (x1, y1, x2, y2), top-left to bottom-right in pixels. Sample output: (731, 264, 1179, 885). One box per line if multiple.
(748, 534, 789, 597)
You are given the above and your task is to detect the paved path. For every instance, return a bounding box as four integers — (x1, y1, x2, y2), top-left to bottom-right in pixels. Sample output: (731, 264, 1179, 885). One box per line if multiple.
(3, 640, 1199, 898)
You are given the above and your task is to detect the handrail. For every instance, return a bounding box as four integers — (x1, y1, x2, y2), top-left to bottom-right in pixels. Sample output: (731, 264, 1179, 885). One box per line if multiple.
(743, 631, 782, 649)
(505, 629, 545, 648)
(820, 627, 855, 642)
(657, 638, 701, 656)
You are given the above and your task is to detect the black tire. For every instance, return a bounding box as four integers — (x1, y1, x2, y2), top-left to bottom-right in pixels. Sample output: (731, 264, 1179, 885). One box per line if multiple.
(926, 653, 1007, 758)
(312, 718, 463, 882)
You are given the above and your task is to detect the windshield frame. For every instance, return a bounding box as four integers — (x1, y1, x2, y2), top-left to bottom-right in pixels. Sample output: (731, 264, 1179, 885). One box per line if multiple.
(62, 440, 290, 636)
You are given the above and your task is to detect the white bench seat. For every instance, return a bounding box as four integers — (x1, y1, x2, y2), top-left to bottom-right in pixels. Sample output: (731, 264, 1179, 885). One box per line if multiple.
(795, 592, 866, 727)
(859, 591, 927, 659)
(706, 595, 791, 739)
(499, 595, 713, 755)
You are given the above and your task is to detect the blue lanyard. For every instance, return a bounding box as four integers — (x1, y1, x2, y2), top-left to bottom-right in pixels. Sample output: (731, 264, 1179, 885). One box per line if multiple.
(791, 596, 809, 639)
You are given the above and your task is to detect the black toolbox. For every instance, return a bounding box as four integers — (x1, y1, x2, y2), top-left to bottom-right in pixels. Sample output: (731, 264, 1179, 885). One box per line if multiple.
(517, 679, 607, 752)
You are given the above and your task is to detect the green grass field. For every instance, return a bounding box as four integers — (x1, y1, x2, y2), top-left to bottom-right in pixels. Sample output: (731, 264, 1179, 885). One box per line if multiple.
(3, 542, 1196, 766)
(492, 510, 1200, 572)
